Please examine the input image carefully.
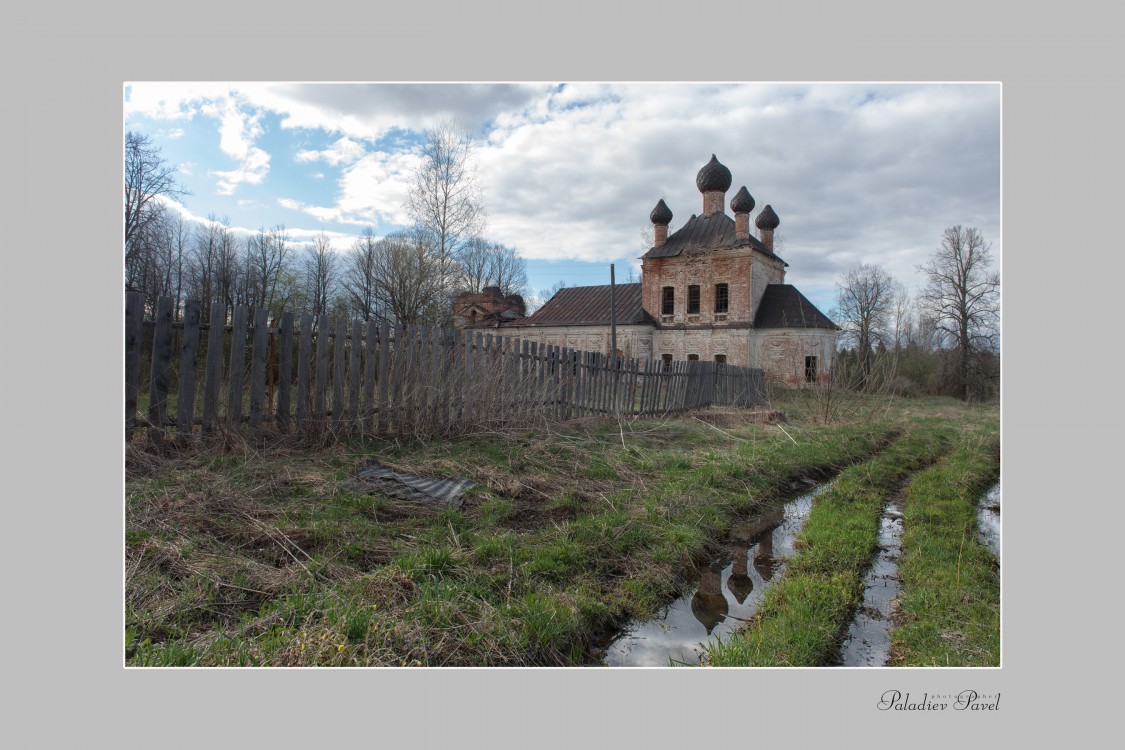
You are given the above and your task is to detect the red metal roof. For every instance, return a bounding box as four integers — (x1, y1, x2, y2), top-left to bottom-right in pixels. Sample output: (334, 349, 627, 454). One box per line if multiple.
(516, 283, 654, 327)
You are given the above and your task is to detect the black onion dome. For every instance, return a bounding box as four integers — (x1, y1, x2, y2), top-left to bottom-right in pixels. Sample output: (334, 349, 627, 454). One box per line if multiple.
(650, 198, 673, 225)
(695, 154, 732, 193)
(730, 186, 755, 213)
(755, 204, 780, 230)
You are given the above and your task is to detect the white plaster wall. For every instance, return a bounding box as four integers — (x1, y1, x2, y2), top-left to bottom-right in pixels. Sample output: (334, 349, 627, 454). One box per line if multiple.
(500, 324, 653, 360)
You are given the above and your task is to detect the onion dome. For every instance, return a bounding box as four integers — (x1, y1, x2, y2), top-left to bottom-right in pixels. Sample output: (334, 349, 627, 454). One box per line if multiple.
(755, 204, 780, 230)
(649, 198, 673, 225)
(695, 154, 732, 193)
(730, 186, 755, 213)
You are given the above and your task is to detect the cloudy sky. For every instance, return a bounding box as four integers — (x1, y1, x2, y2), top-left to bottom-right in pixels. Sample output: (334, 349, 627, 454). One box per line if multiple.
(124, 82, 1000, 314)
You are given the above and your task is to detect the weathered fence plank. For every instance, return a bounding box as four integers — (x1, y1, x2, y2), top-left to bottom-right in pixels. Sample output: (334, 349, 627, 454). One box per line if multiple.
(249, 308, 269, 430)
(176, 300, 201, 441)
(201, 302, 225, 435)
(315, 316, 329, 429)
(377, 321, 390, 434)
(277, 312, 293, 433)
(125, 291, 146, 440)
(364, 319, 377, 435)
(333, 317, 346, 432)
(148, 296, 175, 443)
(296, 313, 312, 430)
(349, 319, 362, 428)
(227, 306, 248, 426)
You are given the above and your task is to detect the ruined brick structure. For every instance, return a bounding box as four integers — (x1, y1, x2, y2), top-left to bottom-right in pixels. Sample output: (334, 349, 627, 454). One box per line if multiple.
(453, 155, 838, 386)
(451, 286, 527, 329)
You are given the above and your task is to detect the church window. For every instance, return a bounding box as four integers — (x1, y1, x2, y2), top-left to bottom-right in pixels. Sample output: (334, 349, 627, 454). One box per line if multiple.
(662, 287, 675, 315)
(715, 284, 729, 313)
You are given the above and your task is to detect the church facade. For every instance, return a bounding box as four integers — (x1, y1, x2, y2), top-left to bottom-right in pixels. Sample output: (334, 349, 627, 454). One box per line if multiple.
(453, 155, 838, 386)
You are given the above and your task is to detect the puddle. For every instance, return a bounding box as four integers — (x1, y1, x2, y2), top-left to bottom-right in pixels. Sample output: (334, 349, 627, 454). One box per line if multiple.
(601, 482, 831, 667)
(835, 496, 904, 667)
(976, 482, 1000, 559)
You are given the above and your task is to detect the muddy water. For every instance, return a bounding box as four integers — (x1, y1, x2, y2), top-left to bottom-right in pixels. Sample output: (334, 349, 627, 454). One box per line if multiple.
(836, 497, 904, 667)
(976, 482, 1001, 559)
(601, 482, 832, 667)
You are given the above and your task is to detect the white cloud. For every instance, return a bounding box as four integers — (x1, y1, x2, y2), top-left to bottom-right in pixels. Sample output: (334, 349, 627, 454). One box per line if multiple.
(208, 98, 270, 194)
(130, 83, 1000, 299)
(295, 136, 367, 166)
(155, 195, 362, 251)
(467, 83, 1000, 296)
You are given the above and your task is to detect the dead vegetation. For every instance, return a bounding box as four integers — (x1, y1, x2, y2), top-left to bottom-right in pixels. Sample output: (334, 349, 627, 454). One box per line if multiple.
(125, 402, 914, 666)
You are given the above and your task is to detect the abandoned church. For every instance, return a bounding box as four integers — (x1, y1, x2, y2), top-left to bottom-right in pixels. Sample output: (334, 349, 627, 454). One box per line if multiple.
(452, 155, 838, 385)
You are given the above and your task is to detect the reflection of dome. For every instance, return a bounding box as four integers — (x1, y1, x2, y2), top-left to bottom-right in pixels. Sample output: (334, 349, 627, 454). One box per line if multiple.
(690, 591, 729, 634)
(691, 564, 729, 634)
(753, 549, 778, 581)
(727, 572, 753, 604)
(754, 530, 778, 581)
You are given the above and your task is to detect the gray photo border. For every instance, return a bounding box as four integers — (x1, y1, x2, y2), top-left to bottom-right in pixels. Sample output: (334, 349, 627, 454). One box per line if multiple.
(10, 0, 1121, 746)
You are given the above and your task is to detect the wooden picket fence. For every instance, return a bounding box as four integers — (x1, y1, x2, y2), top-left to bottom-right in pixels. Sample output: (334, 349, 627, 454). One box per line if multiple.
(125, 291, 766, 444)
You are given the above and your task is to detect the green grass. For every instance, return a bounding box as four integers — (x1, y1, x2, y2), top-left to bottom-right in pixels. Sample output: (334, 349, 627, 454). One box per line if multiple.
(703, 424, 962, 666)
(890, 433, 1001, 666)
(126, 395, 996, 666)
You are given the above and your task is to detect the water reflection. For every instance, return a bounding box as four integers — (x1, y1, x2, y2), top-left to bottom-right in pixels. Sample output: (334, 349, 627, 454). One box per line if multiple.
(602, 482, 830, 666)
(836, 501, 904, 667)
(690, 562, 730, 634)
(727, 543, 753, 604)
(976, 483, 1000, 559)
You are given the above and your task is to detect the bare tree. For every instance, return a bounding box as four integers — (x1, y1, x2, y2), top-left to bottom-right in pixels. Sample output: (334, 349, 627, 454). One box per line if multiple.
(245, 225, 293, 317)
(454, 237, 528, 297)
(342, 227, 381, 322)
(186, 214, 222, 313)
(125, 132, 187, 285)
(833, 263, 897, 388)
(374, 229, 443, 326)
(304, 231, 339, 326)
(404, 120, 485, 291)
(890, 281, 912, 353)
(917, 225, 1000, 400)
(526, 280, 568, 315)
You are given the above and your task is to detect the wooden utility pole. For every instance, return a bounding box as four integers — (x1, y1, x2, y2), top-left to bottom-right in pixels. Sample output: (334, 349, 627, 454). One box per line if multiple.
(609, 263, 617, 370)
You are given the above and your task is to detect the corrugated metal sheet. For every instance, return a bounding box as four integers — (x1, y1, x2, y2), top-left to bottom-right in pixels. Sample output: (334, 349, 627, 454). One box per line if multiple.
(753, 284, 838, 330)
(642, 212, 786, 265)
(520, 283, 653, 327)
(350, 461, 476, 509)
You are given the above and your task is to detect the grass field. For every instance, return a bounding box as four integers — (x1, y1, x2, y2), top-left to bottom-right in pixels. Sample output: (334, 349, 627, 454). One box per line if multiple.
(125, 392, 998, 666)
